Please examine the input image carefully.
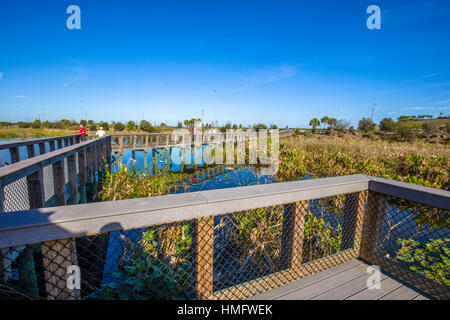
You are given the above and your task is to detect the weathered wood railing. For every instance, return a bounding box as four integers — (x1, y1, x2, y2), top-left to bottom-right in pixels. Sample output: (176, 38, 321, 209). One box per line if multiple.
(0, 136, 111, 212)
(0, 135, 81, 164)
(0, 175, 448, 300)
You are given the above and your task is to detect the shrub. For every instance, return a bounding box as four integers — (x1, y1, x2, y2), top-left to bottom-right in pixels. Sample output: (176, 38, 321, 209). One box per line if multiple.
(396, 238, 449, 287)
(358, 118, 375, 132)
(113, 122, 125, 131)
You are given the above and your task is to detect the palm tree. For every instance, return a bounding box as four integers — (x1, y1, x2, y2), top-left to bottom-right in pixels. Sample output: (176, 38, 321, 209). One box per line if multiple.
(321, 116, 330, 129)
(309, 118, 320, 130)
(328, 117, 337, 129)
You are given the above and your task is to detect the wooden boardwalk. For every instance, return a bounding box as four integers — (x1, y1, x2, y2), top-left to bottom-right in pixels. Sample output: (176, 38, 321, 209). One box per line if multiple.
(249, 259, 430, 300)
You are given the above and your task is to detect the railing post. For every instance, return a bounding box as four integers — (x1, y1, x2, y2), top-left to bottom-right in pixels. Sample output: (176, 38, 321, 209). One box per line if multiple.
(27, 165, 45, 209)
(119, 136, 124, 154)
(49, 140, 56, 152)
(341, 191, 367, 253)
(92, 143, 98, 174)
(41, 239, 80, 300)
(67, 154, 79, 204)
(45, 158, 80, 300)
(26, 145, 35, 159)
(9, 147, 20, 163)
(52, 160, 66, 206)
(359, 191, 387, 262)
(86, 147, 93, 182)
(78, 150, 87, 204)
(38, 142, 45, 155)
(57, 139, 63, 149)
(195, 216, 214, 300)
(281, 201, 308, 277)
(106, 136, 112, 165)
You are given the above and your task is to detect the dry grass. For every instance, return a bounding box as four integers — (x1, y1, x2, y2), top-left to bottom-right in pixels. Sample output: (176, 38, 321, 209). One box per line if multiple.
(278, 135, 450, 190)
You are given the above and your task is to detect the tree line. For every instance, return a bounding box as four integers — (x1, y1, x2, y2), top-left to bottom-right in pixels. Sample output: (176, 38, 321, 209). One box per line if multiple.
(308, 114, 449, 141)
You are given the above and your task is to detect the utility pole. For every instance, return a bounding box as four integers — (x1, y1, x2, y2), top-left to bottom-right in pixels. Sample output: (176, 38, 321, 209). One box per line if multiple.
(371, 104, 375, 122)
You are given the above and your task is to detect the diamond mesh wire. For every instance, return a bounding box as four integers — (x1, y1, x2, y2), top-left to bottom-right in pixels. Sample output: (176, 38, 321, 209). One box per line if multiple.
(2, 177, 30, 212)
(360, 193, 449, 300)
(0, 193, 367, 300)
(1, 191, 447, 300)
(42, 164, 55, 203)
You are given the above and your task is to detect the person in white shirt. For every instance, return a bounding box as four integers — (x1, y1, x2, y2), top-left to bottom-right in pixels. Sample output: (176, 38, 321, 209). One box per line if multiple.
(96, 126, 106, 137)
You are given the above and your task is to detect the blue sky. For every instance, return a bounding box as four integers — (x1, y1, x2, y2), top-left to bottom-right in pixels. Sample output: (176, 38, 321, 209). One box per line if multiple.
(0, 0, 450, 127)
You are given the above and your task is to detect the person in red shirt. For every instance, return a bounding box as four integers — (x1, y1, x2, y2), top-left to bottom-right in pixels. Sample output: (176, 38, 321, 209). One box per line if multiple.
(78, 124, 87, 141)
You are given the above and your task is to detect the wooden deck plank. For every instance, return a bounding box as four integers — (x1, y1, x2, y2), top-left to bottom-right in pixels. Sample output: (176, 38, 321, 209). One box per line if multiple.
(346, 277, 403, 300)
(275, 263, 370, 300)
(310, 270, 388, 300)
(248, 259, 363, 300)
(250, 259, 431, 300)
(379, 285, 426, 300)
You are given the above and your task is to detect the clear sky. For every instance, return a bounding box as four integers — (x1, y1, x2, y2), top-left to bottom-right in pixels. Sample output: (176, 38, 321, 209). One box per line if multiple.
(0, 0, 450, 127)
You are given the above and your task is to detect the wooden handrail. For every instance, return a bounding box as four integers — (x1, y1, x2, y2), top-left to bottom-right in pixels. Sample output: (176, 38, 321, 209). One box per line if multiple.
(0, 135, 79, 150)
(0, 136, 110, 185)
(1, 174, 449, 249)
(0, 134, 81, 164)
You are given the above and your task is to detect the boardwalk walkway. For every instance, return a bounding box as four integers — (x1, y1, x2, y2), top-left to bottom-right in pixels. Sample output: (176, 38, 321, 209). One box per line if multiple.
(249, 259, 430, 300)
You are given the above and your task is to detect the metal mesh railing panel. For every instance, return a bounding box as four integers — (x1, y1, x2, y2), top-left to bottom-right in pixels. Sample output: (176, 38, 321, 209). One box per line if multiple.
(211, 192, 364, 299)
(2, 177, 30, 212)
(0, 221, 196, 300)
(360, 193, 449, 300)
(0, 192, 365, 300)
(42, 164, 55, 203)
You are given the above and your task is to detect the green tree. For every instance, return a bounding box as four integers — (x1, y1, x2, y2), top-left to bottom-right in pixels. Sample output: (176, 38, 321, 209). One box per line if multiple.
(394, 120, 421, 140)
(140, 120, 155, 133)
(398, 115, 410, 122)
(113, 122, 125, 131)
(358, 118, 375, 132)
(335, 119, 351, 132)
(320, 116, 330, 129)
(80, 120, 87, 126)
(309, 118, 320, 130)
(60, 119, 72, 128)
(99, 121, 109, 131)
(379, 118, 395, 133)
(328, 118, 337, 129)
(253, 123, 268, 131)
(31, 119, 42, 129)
(127, 121, 136, 131)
